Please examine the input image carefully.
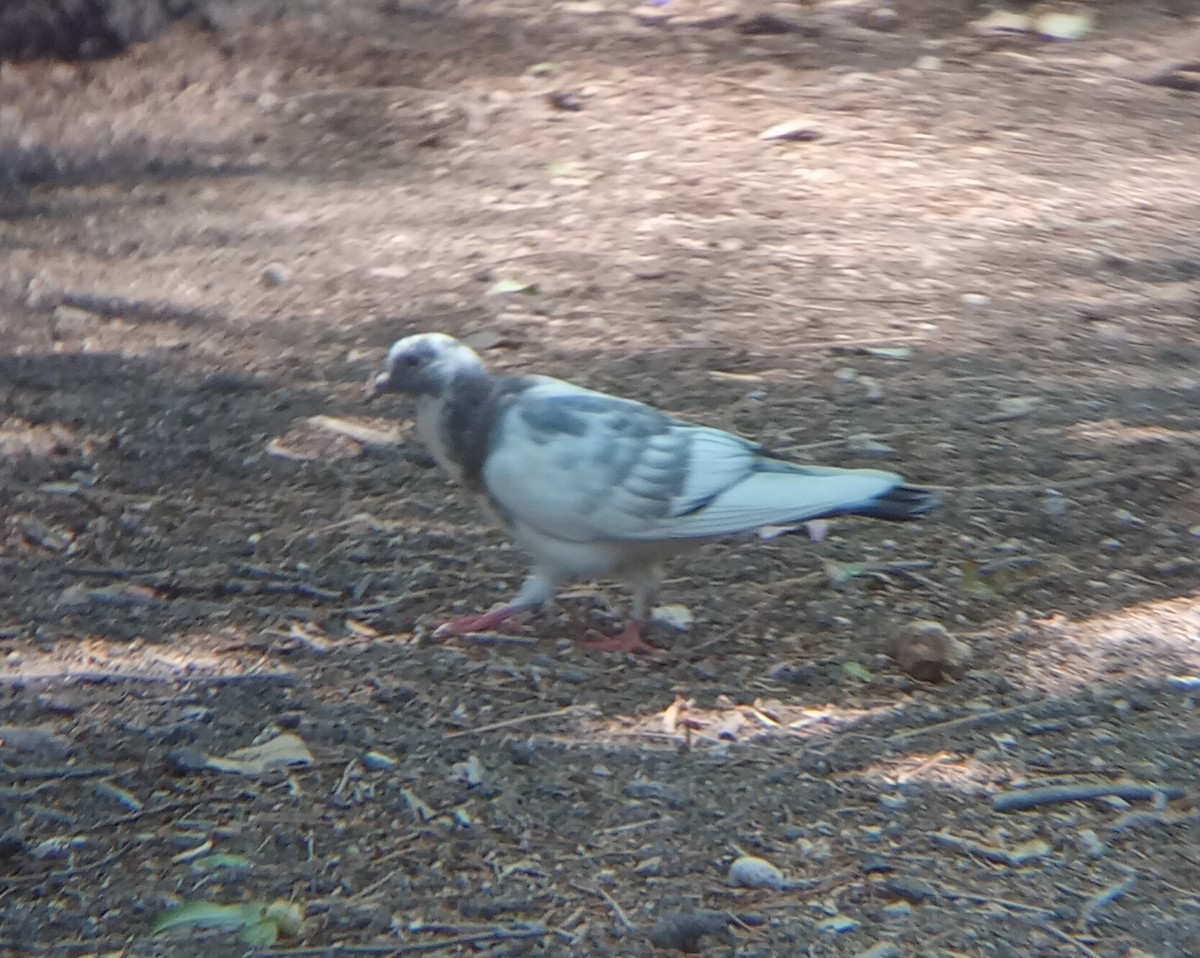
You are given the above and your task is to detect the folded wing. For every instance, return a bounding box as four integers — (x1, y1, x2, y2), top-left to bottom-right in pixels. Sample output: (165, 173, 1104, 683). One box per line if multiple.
(481, 383, 929, 544)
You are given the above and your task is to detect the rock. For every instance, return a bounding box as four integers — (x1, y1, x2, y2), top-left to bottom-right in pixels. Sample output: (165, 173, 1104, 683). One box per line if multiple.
(648, 910, 730, 952)
(885, 621, 968, 682)
(363, 750, 398, 771)
(728, 855, 785, 889)
(262, 262, 290, 287)
(448, 754, 485, 788)
(885, 874, 938, 904)
(818, 914, 860, 933)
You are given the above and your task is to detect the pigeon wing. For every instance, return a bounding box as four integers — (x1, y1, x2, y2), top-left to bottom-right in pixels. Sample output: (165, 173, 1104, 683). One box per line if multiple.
(480, 382, 907, 543)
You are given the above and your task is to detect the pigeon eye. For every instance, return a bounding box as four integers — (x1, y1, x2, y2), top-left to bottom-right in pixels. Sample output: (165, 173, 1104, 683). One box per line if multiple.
(404, 355, 421, 368)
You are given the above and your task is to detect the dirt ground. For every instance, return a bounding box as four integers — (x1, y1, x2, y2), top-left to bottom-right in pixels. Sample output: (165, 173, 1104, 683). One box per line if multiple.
(2, 0, 1200, 954)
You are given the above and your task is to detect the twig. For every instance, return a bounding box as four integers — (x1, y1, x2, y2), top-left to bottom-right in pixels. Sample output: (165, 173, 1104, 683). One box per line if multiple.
(934, 882, 1049, 914)
(931, 831, 1049, 866)
(0, 670, 297, 688)
(993, 782, 1185, 812)
(455, 632, 539, 647)
(272, 922, 567, 956)
(600, 817, 668, 835)
(687, 621, 742, 657)
(444, 704, 597, 739)
(886, 702, 1033, 743)
(1042, 922, 1104, 958)
(1080, 873, 1137, 928)
(0, 764, 112, 781)
(572, 882, 638, 932)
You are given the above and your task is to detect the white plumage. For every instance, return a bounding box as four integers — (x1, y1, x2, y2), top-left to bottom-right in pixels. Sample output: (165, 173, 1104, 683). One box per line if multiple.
(369, 333, 939, 652)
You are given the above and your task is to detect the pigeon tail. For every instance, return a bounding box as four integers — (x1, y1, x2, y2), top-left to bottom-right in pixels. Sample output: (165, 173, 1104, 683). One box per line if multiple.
(847, 484, 941, 521)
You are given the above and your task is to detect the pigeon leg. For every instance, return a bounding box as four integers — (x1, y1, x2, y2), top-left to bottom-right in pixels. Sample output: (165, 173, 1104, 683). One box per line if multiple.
(433, 572, 558, 638)
(583, 619, 660, 654)
(582, 564, 665, 653)
(434, 603, 531, 637)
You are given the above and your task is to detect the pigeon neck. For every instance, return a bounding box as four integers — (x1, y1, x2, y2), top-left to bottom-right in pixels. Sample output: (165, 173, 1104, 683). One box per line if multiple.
(436, 366, 505, 487)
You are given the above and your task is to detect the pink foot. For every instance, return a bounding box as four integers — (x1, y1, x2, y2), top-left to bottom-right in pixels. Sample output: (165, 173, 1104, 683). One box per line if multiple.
(434, 605, 528, 638)
(583, 621, 660, 655)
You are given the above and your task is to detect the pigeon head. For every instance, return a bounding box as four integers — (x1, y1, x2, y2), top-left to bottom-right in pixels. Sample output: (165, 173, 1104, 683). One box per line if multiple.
(368, 333, 486, 400)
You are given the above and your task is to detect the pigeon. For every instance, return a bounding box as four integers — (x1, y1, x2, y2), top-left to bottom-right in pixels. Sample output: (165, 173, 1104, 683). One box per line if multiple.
(368, 333, 940, 653)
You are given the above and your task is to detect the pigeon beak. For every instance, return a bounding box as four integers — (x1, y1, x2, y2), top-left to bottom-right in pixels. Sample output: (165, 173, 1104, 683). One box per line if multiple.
(364, 370, 389, 403)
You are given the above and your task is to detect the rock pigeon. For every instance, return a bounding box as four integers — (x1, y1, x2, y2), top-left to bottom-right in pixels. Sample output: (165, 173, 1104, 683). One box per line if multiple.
(368, 333, 940, 653)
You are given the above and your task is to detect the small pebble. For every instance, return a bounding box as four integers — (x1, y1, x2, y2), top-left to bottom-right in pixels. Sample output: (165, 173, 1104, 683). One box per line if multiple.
(885, 875, 938, 904)
(633, 855, 662, 877)
(854, 943, 903, 958)
(447, 754, 484, 788)
(1100, 537, 1121, 552)
(262, 262, 289, 287)
(861, 854, 893, 875)
(652, 604, 694, 631)
(878, 793, 908, 811)
(818, 914, 860, 933)
(728, 855, 785, 890)
(961, 292, 990, 306)
(363, 750, 398, 771)
(166, 747, 211, 774)
(1076, 828, 1106, 858)
(1042, 491, 1070, 520)
(1113, 508, 1144, 527)
(882, 901, 913, 919)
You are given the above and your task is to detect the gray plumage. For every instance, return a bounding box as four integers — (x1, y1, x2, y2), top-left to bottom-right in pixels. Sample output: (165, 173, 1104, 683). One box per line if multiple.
(369, 333, 939, 650)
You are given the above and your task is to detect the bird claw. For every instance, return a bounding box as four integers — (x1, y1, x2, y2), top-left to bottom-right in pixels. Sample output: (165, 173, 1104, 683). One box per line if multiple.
(583, 622, 661, 655)
(433, 607, 527, 638)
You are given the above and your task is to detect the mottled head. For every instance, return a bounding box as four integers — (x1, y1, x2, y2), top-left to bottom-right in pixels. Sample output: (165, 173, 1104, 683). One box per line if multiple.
(367, 333, 486, 400)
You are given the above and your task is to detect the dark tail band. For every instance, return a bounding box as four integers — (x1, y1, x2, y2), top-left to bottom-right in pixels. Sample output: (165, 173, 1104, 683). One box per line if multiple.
(853, 484, 942, 521)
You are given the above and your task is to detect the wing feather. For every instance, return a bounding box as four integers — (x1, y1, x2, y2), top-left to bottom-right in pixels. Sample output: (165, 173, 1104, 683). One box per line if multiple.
(480, 381, 908, 545)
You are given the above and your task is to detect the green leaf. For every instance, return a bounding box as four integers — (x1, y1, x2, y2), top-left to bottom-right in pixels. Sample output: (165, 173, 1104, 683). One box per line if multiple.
(153, 900, 303, 942)
(841, 661, 874, 682)
(241, 921, 280, 947)
(263, 901, 305, 937)
(153, 901, 248, 934)
(959, 559, 995, 597)
(822, 559, 866, 588)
